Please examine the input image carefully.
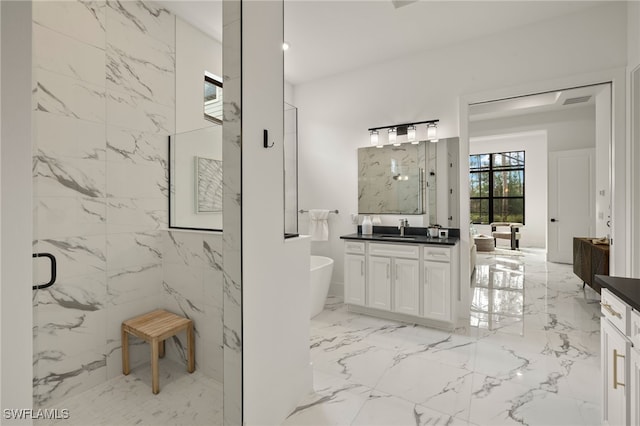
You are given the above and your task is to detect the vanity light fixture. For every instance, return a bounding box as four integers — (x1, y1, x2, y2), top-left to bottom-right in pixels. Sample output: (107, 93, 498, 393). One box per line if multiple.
(407, 125, 417, 143)
(388, 128, 397, 144)
(367, 119, 439, 147)
(369, 130, 379, 145)
(427, 122, 438, 141)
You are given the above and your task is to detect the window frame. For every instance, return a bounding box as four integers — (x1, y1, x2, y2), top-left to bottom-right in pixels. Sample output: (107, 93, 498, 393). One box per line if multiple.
(204, 74, 223, 125)
(470, 150, 525, 225)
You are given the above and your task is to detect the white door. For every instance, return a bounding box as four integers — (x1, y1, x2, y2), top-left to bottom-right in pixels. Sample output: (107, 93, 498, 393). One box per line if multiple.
(368, 256, 391, 310)
(423, 260, 451, 322)
(548, 148, 594, 263)
(601, 318, 629, 426)
(344, 254, 366, 306)
(393, 258, 420, 316)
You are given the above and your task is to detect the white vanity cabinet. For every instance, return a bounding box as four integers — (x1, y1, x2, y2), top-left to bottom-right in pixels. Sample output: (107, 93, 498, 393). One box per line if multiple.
(368, 256, 392, 310)
(601, 288, 632, 426)
(601, 316, 630, 425)
(423, 247, 452, 322)
(344, 242, 366, 306)
(394, 258, 420, 316)
(343, 239, 458, 326)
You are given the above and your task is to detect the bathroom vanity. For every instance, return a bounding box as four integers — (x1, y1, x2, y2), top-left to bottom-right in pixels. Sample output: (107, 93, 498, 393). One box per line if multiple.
(340, 229, 459, 328)
(595, 275, 640, 426)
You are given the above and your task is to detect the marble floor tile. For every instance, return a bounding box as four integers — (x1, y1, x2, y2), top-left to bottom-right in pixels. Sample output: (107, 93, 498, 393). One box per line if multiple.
(293, 248, 601, 426)
(351, 390, 468, 426)
(375, 356, 474, 418)
(282, 370, 372, 426)
(35, 359, 222, 426)
(35, 249, 600, 425)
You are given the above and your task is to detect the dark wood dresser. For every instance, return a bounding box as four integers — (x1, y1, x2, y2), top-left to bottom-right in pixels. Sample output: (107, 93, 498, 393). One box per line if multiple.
(573, 237, 610, 294)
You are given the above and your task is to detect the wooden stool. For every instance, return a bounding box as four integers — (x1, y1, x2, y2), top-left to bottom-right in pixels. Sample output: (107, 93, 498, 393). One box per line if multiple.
(121, 309, 195, 394)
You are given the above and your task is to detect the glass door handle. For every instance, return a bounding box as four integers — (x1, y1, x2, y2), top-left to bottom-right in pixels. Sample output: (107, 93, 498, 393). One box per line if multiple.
(32, 253, 57, 290)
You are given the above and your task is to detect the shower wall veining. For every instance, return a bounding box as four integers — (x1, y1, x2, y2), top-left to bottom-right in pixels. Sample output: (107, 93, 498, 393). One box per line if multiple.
(31, 0, 223, 407)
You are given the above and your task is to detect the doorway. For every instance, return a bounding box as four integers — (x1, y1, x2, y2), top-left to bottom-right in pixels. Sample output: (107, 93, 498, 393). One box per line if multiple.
(467, 83, 612, 265)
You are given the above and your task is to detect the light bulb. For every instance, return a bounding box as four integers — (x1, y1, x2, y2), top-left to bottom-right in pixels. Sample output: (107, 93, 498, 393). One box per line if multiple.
(370, 130, 378, 145)
(282, 42, 290, 51)
(388, 128, 397, 143)
(407, 125, 416, 141)
(427, 123, 438, 140)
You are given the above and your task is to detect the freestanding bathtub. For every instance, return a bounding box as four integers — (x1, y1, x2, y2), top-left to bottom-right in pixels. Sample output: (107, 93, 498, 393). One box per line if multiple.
(310, 255, 334, 318)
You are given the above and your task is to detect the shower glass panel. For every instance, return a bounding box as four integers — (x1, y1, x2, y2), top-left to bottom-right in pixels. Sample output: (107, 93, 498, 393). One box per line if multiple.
(284, 103, 299, 238)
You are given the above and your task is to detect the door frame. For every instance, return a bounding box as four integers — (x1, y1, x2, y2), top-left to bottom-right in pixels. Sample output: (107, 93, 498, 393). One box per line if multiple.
(459, 68, 627, 286)
(631, 64, 640, 278)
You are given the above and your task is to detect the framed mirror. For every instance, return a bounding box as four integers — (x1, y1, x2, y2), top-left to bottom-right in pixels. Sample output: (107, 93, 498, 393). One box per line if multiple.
(358, 138, 460, 227)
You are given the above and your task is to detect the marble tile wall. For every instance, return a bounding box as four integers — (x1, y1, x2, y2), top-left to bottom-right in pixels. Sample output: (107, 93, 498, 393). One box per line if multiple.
(32, 0, 175, 406)
(161, 231, 224, 382)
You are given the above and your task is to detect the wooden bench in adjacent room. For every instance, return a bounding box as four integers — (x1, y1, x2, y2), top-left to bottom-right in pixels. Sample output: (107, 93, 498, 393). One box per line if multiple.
(121, 309, 195, 394)
(573, 237, 610, 294)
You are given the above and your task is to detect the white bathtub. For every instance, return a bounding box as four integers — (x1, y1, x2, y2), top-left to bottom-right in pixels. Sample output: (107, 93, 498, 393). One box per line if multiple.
(310, 255, 334, 318)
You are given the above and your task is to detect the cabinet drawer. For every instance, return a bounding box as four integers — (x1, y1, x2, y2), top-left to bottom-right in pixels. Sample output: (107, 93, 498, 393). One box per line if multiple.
(345, 241, 365, 254)
(602, 289, 630, 335)
(423, 246, 451, 262)
(370, 243, 419, 259)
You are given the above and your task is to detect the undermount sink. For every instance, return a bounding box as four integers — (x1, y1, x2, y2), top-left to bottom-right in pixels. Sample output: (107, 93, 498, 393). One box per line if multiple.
(378, 234, 417, 240)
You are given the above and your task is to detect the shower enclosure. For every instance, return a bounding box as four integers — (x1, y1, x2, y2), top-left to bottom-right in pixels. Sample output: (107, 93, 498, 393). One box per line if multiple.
(284, 102, 299, 237)
(30, 2, 225, 423)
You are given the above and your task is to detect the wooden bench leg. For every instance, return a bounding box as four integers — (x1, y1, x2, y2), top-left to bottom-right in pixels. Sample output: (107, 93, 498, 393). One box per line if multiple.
(121, 325, 130, 375)
(152, 338, 160, 394)
(187, 322, 195, 373)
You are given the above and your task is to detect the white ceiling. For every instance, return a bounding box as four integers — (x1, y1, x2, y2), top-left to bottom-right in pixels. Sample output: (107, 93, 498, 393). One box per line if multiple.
(162, 0, 609, 85)
(469, 84, 606, 122)
(162, 0, 223, 42)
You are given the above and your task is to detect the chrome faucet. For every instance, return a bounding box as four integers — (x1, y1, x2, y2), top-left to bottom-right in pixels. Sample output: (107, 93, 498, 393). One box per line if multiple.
(398, 218, 409, 236)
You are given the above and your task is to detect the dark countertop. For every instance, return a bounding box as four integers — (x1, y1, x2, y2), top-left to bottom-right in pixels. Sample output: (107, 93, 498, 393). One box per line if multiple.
(340, 233, 459, 246)
(595, 275, 640, 311)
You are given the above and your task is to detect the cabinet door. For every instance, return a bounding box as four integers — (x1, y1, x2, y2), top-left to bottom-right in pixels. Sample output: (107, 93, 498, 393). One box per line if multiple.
(393, 258, 419, 316)
(423, 260, 451, 322)
(368, 256, 391, 310)
(631, 348, 640, 426)
(601, 318, 629, 426)
(344, 254, 365, 306)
